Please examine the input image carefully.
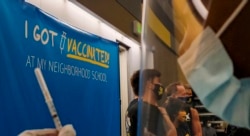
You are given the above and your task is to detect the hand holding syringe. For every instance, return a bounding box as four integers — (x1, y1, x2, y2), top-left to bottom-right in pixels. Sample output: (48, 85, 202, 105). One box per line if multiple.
(19, 68, 76, 136)
(34, 68, 62, 130)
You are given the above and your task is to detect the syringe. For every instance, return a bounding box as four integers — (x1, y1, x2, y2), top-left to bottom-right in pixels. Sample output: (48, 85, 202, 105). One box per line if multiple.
(34, 68, 62, 130)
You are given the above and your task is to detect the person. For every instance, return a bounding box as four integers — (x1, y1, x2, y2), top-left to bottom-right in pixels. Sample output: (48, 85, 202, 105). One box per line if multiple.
(164, 97, 193, 136)
(125, 70, 140, 136)
(202, 120, 217, 136)
(18, 124, 76, 136)
(183, 84, 194, 107)
(176, 0, 250, 129)
(162, 82, 202, 136)
(140, 69, 177, 136)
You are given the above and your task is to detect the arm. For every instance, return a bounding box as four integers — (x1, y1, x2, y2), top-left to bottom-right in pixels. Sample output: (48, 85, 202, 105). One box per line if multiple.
(190, 108, 202, 136)
(158, 107, 177, 136)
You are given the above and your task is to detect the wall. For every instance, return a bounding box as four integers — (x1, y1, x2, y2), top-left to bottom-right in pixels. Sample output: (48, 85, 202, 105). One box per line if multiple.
(77, 0, 142, 43)
(25, 0, 142, 94)
(25, 1, 142, 135)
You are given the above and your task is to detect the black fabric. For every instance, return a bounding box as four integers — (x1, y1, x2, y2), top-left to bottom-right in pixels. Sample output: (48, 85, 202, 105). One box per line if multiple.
(142, 102, 167, 136)
(177, 122, 192, 136)
(233, 128, 250, 136)
(125, 98, 138, 136)
(183, 105, 193, 136)
(202, 126, 217, 136)
(226, 125, 250, 136)
(175, 106, 193, 136)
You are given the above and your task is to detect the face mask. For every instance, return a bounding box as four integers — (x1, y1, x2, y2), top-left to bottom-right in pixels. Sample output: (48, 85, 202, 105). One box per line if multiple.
(177, 0, 250, 128)
(177, 96, 192, 104)
(153, 84, 164, 100)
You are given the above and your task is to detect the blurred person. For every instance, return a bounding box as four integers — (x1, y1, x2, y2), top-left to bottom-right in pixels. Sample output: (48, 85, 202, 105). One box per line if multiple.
(162, 82, 202, 136)
(125, 70, 140, 136)
(202, 120, 217, 136)
(165, 97, 193, 136)
(140, 69, 177, 136)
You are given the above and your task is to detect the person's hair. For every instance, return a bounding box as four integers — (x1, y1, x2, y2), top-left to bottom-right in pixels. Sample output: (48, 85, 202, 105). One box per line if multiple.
(141, 69, 161, 93)
(165, 81, 182, 97)
(130, 70, 140, 96)
(164, 97, 187, 122)
(158, 82, 182, 105)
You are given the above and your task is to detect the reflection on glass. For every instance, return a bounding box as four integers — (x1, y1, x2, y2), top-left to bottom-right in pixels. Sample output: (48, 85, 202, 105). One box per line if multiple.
(139, 0, 250, 136)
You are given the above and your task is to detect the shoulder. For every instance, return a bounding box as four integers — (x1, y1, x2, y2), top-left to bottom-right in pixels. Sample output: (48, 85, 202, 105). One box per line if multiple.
(127, 99, 138, 109)
(127, 99, 138, 115)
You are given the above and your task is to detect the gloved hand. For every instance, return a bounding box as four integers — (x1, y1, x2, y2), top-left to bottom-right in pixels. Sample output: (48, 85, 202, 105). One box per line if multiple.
(18, 124, 76, 136)
(58, 124, 76, 136)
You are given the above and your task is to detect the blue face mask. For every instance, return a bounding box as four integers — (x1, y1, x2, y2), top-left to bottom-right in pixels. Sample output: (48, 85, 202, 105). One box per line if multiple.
(177, 0, 250, 128)
(178, 27, 250, 129)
